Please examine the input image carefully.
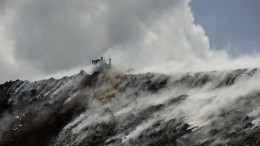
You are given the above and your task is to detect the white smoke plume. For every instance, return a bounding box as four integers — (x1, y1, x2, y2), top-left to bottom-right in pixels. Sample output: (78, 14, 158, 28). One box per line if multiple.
(0, 0, 259, 83)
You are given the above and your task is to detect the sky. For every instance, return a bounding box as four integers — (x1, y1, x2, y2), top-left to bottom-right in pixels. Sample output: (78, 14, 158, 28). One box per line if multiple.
(0, 0, 259, 83)
(190, 0, 260, 56)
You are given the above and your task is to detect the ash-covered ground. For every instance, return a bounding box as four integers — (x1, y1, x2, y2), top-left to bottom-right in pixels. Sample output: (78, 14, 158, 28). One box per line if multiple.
(0, 68, 260, 146)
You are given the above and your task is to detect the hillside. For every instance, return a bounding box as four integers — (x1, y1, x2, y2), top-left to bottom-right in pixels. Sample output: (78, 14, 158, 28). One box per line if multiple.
(0, 69, 260, 146)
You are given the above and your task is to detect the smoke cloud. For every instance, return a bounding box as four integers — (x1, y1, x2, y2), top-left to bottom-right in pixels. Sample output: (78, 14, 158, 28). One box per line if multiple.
(0, 0, 259, 83)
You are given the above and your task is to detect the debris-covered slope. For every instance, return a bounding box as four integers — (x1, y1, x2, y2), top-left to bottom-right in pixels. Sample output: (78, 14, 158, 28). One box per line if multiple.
(0, 69, 260, 146)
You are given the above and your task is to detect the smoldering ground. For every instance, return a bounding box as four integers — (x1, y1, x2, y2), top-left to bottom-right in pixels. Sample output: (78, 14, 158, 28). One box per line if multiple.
(52, 68, 260, 145)
(0, 67, 259, 145)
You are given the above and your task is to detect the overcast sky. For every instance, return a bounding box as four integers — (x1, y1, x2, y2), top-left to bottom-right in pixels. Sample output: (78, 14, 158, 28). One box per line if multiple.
(191, 0, 260, 56)
(0, 0, 259, 83)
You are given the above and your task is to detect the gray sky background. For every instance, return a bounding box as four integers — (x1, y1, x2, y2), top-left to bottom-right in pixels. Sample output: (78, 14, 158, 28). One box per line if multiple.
(0, 0, 259, 83)
(190, 0, 260, 56)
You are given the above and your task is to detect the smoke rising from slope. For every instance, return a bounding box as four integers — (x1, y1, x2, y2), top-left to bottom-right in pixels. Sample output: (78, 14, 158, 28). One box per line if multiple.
(49, 69, 260, 145)
(0, 0, 260, 83)
(0, 67, 259, 145)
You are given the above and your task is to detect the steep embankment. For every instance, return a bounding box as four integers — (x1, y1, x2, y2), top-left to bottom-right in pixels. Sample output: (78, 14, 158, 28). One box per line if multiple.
(0, 69, 260, 146)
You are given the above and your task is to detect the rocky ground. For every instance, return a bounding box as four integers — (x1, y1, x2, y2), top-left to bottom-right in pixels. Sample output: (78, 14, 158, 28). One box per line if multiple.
(0, 69, 260, 146)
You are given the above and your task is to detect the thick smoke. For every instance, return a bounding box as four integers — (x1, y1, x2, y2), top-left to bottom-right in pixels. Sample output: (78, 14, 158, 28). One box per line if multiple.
(0, 0, 260, 83)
